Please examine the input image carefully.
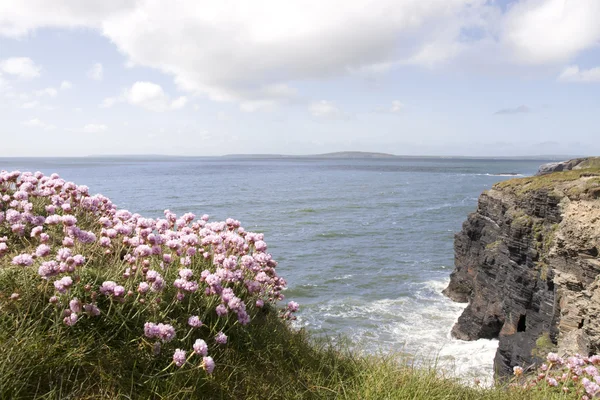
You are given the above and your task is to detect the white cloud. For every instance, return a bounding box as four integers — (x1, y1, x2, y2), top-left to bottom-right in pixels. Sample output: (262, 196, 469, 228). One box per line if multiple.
(83, 123, 108, 133)
(501, 0, 600, 65)
(0, 57, 41, 79)
(102, 81, 187, 112)
(21, 100, 39, 109)
(22, 117, 55, 130)
(1, 0, 600, 106)
(170, 96, 188, 110)
(558, 65, 600, 83)
(87, 62, 103, 80)
(309, 100, 345, 119)
(60, 80, 73, 90)
(35, 87, 58, 97)
(390, 100, 404, 113)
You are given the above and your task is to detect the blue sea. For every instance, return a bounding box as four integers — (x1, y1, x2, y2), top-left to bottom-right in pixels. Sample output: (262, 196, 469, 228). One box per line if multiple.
(0, 156, 552, 381)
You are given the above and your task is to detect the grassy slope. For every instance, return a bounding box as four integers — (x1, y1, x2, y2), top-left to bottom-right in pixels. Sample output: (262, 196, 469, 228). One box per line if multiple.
(0, 172, 590, 400)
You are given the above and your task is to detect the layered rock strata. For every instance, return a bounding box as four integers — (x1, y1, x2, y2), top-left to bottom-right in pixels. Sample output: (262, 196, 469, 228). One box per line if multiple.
(444, 157, 600, 377)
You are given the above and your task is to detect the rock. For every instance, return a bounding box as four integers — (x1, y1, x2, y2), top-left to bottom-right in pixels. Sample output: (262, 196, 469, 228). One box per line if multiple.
(444, 157, 600, 377)
(535, 157, 597, 176)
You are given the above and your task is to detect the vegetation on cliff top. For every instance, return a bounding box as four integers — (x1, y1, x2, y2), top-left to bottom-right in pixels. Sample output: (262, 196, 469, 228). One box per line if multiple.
(494, 162, 600, 199)
(1, 169, 599, 399)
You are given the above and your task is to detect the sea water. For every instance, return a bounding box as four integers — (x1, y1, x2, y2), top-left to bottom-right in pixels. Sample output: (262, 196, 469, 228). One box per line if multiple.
(0, 156, 551, 383)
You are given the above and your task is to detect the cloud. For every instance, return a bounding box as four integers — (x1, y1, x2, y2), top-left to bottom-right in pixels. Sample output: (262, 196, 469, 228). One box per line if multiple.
(558, 65, 600, 83)
(494, 105, 531, 115)
(0, 57, 41, 79)
(390, 100, 404, 113)
(35, 87, 58, 97)
(170, 96, 188, 110)
(83, 123, 108, 133)
(1, 0, 600, 106)
(87, 62, 103, 80)
(501, 0, 600, 65)
(60, 80, 73, 90)
(101, 81, 187, 112)
(309, 100, 345, 119)
(21, 100, 39, 109)
(22, 117, 55, 130)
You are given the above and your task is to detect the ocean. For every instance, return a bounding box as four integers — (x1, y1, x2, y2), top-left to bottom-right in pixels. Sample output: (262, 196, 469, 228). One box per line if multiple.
(0, 156, 552, 382)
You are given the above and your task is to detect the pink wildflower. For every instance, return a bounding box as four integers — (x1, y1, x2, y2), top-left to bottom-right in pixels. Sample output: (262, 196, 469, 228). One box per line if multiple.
(193, 339, 208, 356)
(202, 356, 215, 374)
(215, 332, 227, 345)
(188, 316, 202, 328)
(173, 349, 186, 367)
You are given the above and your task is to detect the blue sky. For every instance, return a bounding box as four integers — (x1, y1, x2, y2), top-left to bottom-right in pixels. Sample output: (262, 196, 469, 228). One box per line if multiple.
(0, 0, 599, 157)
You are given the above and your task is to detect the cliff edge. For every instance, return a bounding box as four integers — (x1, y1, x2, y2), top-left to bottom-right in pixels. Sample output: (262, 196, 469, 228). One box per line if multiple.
(443, 157, 600, 376)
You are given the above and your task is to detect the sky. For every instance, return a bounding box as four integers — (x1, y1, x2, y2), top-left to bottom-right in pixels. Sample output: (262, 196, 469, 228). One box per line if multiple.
(0, 0, 599, 157)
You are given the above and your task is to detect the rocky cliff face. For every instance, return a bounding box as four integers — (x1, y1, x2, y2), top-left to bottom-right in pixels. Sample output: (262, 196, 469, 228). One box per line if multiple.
(444, 157, 600, 377)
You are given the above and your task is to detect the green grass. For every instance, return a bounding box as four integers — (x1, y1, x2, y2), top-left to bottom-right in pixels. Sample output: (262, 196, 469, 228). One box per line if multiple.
(0, 173, 591, 399)
(494, 166, 600, 199)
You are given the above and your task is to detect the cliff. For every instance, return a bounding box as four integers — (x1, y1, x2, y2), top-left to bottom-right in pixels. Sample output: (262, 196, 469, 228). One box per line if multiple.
(443, 157, 600, 377)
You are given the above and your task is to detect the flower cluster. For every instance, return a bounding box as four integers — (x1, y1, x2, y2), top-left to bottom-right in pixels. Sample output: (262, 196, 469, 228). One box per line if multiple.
(0, 170, 298, 374)
(512, 352, 600, 398)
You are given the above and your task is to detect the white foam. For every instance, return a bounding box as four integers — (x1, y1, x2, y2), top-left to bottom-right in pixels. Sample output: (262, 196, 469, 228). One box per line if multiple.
(295, 278, 498, 385)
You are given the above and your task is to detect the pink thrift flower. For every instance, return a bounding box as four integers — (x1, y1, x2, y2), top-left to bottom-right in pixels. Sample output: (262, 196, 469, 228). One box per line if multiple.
(202, 356, 215, 374)
(138, 282, 150, 293)
(69, 298, 82, 313)
(215, 332, 227, 345)
(173, 349, 186, 367)
(12, 253, 34, 266)
(35, 244, 51, 257)
(63, 313, 79, 326)
(287, 301, 299, 312)
(193, 339, 208, 356)
(216, 304, 228, 316)
(188, 316, 202, 328)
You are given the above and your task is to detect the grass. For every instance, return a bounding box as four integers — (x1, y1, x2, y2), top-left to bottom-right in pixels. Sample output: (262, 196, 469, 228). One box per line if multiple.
(494, 166, 600, 199)
(0, 171, 594, 399)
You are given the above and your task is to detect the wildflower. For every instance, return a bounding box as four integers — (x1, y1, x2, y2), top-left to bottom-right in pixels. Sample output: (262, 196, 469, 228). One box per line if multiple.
(172, 349, 186, 367)
(10, 293, 20, 300)
(193, 339, 208, 356)
(11, 253, 34, 266)
(215, 304, 228, 316)
(547, 352, 563, 364)
(513, 366, 523, 377)
(35, 244, 51, 257)
(202, 356, 215, 374)
(69, 298, 82, 313)
(215, 332, 227, 345)
(63, 313, 79, 326)
(84, 304, 101, 316)
(54, 276, 73, 293)
(138, 282, 150, 293)
(188, 316, 202, 328)
(287, 301, 299, 312)
(546, 377, 558, 386)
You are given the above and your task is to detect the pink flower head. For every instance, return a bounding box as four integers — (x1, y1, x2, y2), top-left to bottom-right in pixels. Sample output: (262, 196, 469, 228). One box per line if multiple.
(188, 315, 203, 328)
(53, 276, 73, 293)
(215, 304, 228, 316)
(69, 297, 82, 313)
(138, 282, 150, 294)
(215, 331, 227, 345)
(35, 244, 51, 257)
(287, 301, 299, 312)
(11, 253, 34, 266)
(193, 339, 208, 356)
(173, 349, 186, 367)
(202, 356, 215, 374)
